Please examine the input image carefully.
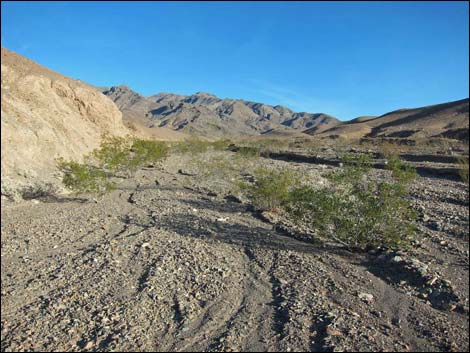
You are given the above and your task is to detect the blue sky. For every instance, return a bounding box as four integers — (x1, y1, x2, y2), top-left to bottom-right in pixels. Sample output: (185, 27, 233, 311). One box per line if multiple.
(2, 1, 469, 120)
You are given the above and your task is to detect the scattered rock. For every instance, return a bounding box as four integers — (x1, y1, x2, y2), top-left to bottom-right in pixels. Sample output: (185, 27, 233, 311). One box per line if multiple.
(390, 256, 403, 263)
(82, 341, 94, 350)
(358, 292, 374, 303)
(224, 194, 242, 203)
(326, 326, 343, 337)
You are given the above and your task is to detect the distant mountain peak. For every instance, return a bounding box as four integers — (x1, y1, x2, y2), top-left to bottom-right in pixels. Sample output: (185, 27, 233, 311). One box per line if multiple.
(193, 91, 217, 96)
(102, 84, 340, 138)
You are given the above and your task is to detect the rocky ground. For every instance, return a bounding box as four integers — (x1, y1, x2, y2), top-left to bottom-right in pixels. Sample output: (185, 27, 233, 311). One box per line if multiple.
(1, 150, 469, 352)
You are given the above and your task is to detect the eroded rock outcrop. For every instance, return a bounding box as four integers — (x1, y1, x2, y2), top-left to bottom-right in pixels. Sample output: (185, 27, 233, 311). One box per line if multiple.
(1, 48, 129, 200)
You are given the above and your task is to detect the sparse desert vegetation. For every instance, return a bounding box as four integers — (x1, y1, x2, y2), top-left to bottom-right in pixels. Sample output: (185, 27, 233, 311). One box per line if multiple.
(57, 136, 169, 195)
(458, 156, 469, 184)
(3, 137, 469, 352)
(1, 4, 469, 350)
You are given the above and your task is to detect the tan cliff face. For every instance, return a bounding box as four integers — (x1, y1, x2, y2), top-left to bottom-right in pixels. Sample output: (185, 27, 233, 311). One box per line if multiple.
(1, 47, 129, 199)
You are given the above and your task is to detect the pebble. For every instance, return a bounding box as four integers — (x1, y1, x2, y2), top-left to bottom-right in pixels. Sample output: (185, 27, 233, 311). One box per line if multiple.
(83, 341, 94, 350)
(358, 292, 374, 303)
(326, 326, 343, 336)
(390, 256, 403, 263)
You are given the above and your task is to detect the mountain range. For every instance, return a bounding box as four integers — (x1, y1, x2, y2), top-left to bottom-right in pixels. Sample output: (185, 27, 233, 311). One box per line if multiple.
(101, 85, 340, 138)
(102, 85, 469, 141)
(1, 47, 468, 199)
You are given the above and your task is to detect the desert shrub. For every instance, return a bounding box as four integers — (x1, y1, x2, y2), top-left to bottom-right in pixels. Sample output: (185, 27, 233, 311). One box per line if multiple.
(199, 154, 238, 179)
(379, 140, 402, 158)
(57, 158, 115, 195)
(236, 138, 289, 155)
(255, 138, 289, 151)
(91, 135, 133, 174)
(172, 136, 211, 155)
(235, 146, 261, 159)
(239, 167, 301, 211)
(385, 153, 417, 185)
(211, 138, 232, 151)
(128, 139, 169, 171)
(286, 153, 418, 249)
(126, 121, 138, 132)
(330, 153, 373, 182)
(184, 148, 264, 196)
(19, 182, 59, 200)
(173, 137, 232, 154)
(57, 136, 169, 194)
(457, 156, 469, 184)
(92, 135, 169, 176)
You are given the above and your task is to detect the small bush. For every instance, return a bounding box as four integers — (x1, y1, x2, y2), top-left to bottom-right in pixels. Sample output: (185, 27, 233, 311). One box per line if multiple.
(91, 135, 133, 174)
(235, 146, 261, 159)
(172, 136, 211, 155)
(92, 135, 169, 177)
(199, 154, 238, 179)
(129, 139, 169, 172)
(239, 138, 289, 153)
(285, 153, 417, 249)
(330, 153, 373, 183)
(126, 121, 138, 132)
(211, 138, 232, 151)
(57, 136, 169, 194)
(19, 182, 59, 200)
(378, 140, 402, 158)
(457, 156, 469, 184)
(57, 158, 115, 195)
(255, 138, 289, 152)
(239, 167, 301, 211)
(385, 153, 417, 185)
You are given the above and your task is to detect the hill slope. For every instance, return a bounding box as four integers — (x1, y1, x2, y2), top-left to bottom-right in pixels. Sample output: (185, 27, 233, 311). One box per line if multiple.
(311, 98, 469, 141)
(1, 47, 129, 199)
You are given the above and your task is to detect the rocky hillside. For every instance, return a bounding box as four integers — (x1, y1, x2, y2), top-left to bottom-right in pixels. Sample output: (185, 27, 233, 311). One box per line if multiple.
(104, 85, 469, 142)
(102, 85, 340, 138)
(311, 98, 469, 141)
(1, 48, 129, 199)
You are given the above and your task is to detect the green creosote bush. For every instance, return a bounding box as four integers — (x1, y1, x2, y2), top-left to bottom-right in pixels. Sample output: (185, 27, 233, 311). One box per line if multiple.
(238, 152, 418, 250)
(57, 136, 169, 195)
(286, 153, 418, 249)
(90, 135, 133, 175)
(211, 138, 232, 151)
(199, 154, 238, 179)
(385, 154, 418, 185)
(57, 158, 115, 195)
(238, 138, 289, 154)
(129, 138, 169, 172)
(235, 146, 261, 159)
(457, 156, 469, 184)
(91, 135, 169, 177)
(172, 136, 211, 155)
(188, 143, 259, 176)
(238, 166, 301, 211)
